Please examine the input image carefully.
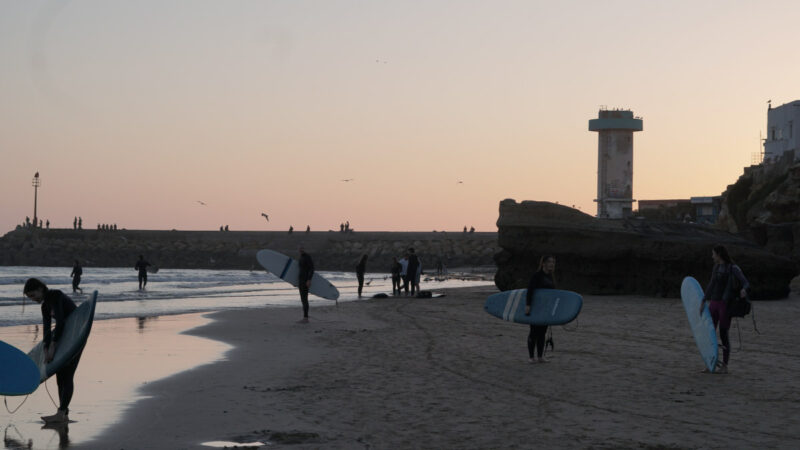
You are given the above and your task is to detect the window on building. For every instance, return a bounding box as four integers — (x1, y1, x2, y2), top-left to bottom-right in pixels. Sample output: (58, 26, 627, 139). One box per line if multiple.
(771, 127, 776, 140)
(789, 121, 793, 139)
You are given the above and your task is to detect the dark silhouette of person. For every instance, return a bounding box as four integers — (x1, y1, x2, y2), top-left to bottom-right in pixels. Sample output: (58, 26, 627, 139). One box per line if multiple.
(73, 217, 77, 230)
(297, 245, 314, 323)
(407, 248, 420, 296)
(391, 257, 402, 295)
(78, 217, 82, 229)
(289, 226, 294, 234)
(356, 254, 368, 298)
(70, 260, 83, 294)
(306, 225, 311, 233)
(23, 278, 82, 424)
(134, 255, 151, 290)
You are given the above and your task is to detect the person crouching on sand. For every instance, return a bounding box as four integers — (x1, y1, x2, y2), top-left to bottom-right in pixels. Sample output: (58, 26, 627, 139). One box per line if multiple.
(524, 255, 556, 363)
(23, 278, 83, 423)
(699, 245, 749, 374)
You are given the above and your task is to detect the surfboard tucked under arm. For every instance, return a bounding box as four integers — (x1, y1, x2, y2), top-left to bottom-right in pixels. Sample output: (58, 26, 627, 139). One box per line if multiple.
(484, 288, 582, 326)
(256, 249, 339, 300)
(27, 290, 98, 382)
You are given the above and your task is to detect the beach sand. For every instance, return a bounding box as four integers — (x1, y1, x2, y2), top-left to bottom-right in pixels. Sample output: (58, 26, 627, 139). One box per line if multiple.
(85, 286, 800, 449)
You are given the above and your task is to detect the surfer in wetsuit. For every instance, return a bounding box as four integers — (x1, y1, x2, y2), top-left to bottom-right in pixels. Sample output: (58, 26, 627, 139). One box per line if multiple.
(699, 245, 749, 374)
(23, 278, 82, 424)
(135, 255, 151, 290)
(356, 254, 368, 298)
(298, 245, 314, 323)
(70, 260, 83, 294)
(524, 255, 556, 363)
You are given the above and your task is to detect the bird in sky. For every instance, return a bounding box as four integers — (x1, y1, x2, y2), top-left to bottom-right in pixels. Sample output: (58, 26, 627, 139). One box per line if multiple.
(457, 180, 463, 184)
(197, 200, 207, 206)
(261, 213, 269, 221)
(341, 178, 354, 182)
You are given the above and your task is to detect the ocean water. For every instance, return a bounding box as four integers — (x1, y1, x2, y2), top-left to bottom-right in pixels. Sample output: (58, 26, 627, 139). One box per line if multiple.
(0, 266, 494, 328)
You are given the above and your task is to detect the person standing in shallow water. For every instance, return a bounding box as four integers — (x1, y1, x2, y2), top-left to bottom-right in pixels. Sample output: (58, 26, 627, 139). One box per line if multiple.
(134, 255, 151, 290)
(70, 259, 83, 294)
(525, 255, 556, 363)
(23, 278, 82, 424)
(700, 245, 749, 374)
(297, 245, 314, 323)
(356, 254, 368, 298)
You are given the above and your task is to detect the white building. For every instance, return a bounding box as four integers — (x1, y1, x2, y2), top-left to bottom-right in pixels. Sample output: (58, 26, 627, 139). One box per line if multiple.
(764, 100, 800, 164)
(589, 108, 643, 219)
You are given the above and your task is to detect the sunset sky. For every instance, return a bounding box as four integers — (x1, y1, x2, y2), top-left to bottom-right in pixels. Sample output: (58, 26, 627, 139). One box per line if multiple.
(2, 1, 799, 233)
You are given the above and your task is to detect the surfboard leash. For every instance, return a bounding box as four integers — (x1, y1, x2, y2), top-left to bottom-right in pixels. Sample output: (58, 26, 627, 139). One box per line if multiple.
(43, 379, 59, 409)
(3, 394, 29, 415)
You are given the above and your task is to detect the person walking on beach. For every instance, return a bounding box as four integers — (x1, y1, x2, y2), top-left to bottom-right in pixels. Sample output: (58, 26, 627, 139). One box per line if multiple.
(356, 254, 368, 298)
(525, 255, 556, 363)
(297, 245, 314, 323)
(699, 245, 750, 374)
(399, 252, 410, 296)
(23, 278, 82, 424)
(135, 255, 151, 291)
(407, 248, 420, 296)
(70, 260, 83, 294)
(391, 257, 402, 296)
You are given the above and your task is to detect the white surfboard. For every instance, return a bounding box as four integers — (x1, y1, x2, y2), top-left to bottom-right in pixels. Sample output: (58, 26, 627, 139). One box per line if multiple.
(256, 249, 339, 300)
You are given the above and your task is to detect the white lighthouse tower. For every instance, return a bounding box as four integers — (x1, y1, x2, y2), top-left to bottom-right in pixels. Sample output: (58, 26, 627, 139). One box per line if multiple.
(589, 108, 643, 219)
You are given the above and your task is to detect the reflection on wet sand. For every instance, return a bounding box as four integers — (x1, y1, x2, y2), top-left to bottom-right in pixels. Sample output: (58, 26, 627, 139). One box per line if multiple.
(1, 314, 229, 449)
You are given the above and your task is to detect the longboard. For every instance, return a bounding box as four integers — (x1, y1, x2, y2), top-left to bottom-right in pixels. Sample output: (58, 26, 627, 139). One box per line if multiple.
(256, 249, 339, 300)
(0, 341, 40, 396)
(681, 277, 719, 372)
(484, 288, 582, 326)
(28, 290, 97, 382)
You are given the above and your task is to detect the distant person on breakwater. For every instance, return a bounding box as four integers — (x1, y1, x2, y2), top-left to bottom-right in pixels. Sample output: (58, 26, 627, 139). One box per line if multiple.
(23, 278, 82, 424)
(297, 245, 314, 323)
(700, 244, 750, 374)
(70, 260, 83, 294)
(391, 257, 402, 296)
(525, 255, 556, 363)
(135, 255, 151, 291)
(356, 254, 368, 298)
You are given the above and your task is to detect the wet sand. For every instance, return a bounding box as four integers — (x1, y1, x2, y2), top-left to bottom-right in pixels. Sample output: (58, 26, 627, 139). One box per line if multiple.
(83, 286, 800, 449)
(1, 314, 229, 450)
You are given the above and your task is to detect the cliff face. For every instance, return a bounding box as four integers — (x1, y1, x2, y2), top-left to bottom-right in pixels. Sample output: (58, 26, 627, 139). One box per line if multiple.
(494, 200, 797, 299)
(717, 158, 800, 265)
(0, 229, 499, 273)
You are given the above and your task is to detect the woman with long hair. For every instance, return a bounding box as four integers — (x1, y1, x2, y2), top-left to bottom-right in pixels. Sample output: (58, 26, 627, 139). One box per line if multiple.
(699, 245, 750, 373)
(524, 255, 556, 363)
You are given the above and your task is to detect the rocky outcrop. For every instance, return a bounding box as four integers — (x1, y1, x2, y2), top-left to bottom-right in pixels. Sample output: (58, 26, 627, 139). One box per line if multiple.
(494, 200, 797, 299)
(717, 158, 800, 265)
(0, 229, 499, 273)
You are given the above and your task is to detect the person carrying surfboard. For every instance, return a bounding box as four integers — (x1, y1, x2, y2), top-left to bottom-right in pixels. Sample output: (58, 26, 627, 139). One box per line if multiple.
(524, 255, 556, 363)
(699, 245, 750, 374)
(23, 278, 82, 423)
(297, 245, 314, 323)
(135, 255, 151, 291)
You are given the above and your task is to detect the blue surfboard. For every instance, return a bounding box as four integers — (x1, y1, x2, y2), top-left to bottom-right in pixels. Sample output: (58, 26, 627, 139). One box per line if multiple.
(0, 341, 40, 396)
(681, 277, 719, 372)
(484, 288, 583, 326)
(27, 290, 97, 382)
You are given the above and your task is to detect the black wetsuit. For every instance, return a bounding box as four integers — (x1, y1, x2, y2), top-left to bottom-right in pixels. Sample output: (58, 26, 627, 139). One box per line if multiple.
(406, 254, 420, 296)
(41, 289, 80, 414)
(298, 252, 314, 318)
(391, 262, 402, 295)
(525, 270, 555, 359)
(135, 259, 150, 289)
(71, 264, 82, 292)
(356, 259, 367, 297)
